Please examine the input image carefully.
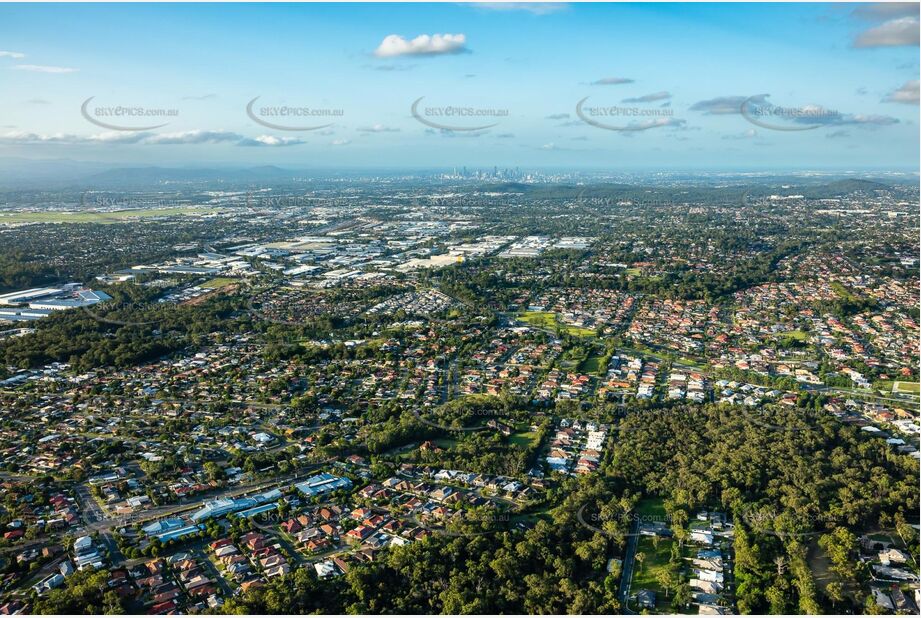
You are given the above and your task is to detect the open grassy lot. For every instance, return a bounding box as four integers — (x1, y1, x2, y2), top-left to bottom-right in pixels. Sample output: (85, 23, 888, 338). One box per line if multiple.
(0, 207, 213, 224)
(677, 356, 707, 370)
(636, 497, 668, 520)
(200, 277, 237, 289)
(516, 311, 597, 338)
(433, 437, 459, 449)
(892, 381, 920, 394)
(560, 323, 597, 337)
(579, 353, 607, 373)
(517, 311, 557, 329)
(630, 536, 683, 612)
(509, 431, 539, 448)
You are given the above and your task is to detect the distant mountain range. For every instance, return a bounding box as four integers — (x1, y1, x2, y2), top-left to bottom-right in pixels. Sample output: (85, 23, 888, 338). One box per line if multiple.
(0, 158, 302, 189)
(84, 165, 296, 186)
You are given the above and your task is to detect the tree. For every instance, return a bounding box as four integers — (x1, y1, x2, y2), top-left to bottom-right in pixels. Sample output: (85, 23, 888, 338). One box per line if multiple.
(825, 581, 845, 607)
(655, 563, 679, 599)
(204, 461, 224, 482)
(819, 527, 859, 582)
(773, 555, 787, 576)
(671, 582, 692, 610)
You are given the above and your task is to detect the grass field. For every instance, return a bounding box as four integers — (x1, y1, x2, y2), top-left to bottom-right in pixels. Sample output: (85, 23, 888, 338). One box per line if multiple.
(677, 356, 707, 370)
(579, 353, 607, 373)
(512, 505, 553, 525)
(517, 311, 557, 329)
(200, 277, 237, 289)
(433, 437, 459, 449)
(629, 497, 699, 615)
(560, 323, 597, 337)
(509, 431, 539, 448)
(783, 330, 810, 341)
(0, 207, 213, 224)
(636, 497, 667, 520)
(892, 381, 920, 394)
(516, 311, 596, 338)
(630, 536, 678, 611)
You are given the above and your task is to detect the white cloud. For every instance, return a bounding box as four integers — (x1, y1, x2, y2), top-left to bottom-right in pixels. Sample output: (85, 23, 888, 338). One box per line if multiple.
(628, 117, 686, 131)
(0, 129, 309, 147)
(92, 132, 154, 144)
(830, 113, 899, 126)
(0, 50, 25, 59)
(330, 139, 351, 146)
(12, 64, 78, 74)
(853, 17, 920, 48)
(0, 131, 150, 145)
(426, 127, 488, 138)
(883, 80, 919, 104)
(238, 135, 306, 147)
(357, 124, 400, 133)
(374, 33, 467, 58)
(144, 130, 242, 145)
(470, 3, 569, 15)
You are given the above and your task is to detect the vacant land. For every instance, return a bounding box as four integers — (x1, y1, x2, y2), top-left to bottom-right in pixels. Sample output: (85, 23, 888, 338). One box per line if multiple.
(579, 353, 607, 374)
(433, 437, 459, 449)
(516, 311, 596, 338)
(201, 277, 237, 289)
(560, 323, 597, 337)
(509, 431, 539, 448)
(516, 311, 557, 329)
(630, 536, 679, 612)
(636, 497, 667, 520)
(0, 207, 213, 224)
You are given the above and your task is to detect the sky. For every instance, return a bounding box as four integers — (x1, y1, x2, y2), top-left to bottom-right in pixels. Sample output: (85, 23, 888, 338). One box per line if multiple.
(0, 2, 918, 171)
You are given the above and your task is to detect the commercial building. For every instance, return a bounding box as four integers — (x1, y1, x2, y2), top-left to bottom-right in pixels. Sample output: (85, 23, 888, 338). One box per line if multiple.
(295, 473, 352, 498)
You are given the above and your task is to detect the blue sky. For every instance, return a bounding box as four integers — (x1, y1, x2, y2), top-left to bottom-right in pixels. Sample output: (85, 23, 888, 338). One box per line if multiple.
(0, 2, 918, 170)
